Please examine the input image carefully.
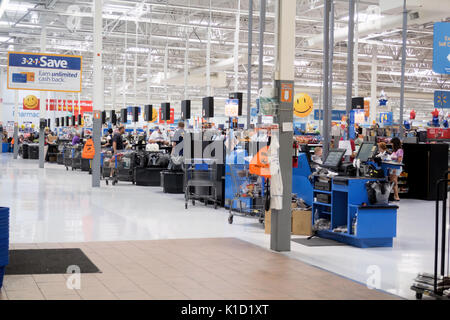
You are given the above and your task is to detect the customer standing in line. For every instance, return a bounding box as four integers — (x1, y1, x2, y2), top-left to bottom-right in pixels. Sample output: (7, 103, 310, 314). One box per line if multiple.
(171, 121, 185, 156)
(389, 137, 404, 202)
(110, 125, 126, 178)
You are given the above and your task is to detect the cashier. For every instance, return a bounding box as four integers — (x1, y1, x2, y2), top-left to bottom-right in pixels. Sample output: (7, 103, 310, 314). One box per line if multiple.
(389, 137, 404, 202)
(148, 126, 169, 146)
(311, 147, 323, 164)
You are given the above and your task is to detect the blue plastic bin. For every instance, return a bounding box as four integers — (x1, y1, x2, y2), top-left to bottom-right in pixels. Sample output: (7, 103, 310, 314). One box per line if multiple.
(1, 143, 8, 153)
(0, 207, 10, 289)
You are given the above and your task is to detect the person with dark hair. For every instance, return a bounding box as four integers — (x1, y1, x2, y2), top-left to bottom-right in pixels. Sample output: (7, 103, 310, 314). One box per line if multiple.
(104, 128, 114, 148)
(110, 126, 126, 179)
(389, 137, 404, 201)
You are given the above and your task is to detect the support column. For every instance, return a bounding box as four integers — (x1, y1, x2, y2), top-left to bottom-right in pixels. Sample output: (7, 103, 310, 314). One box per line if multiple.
(233, 0, 240, 93)
(271, 0, 296, 252)
(246, 0, 253, 129)
(257, 0, 266, 125)
(92, 0, 103, 188)
(323, 0, 332, 158)
(370, 46, 378, 125)
(13, 90, 19, 159)
(39, 21, 47, 168)
(206, 0, 212, 97)
(353, 0, 359, 97)
(399, 0, 407, 138)
(346, 0, 355, 117)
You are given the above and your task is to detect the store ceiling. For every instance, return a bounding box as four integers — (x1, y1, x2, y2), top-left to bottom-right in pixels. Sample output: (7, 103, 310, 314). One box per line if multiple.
(0, 0, 449, 120)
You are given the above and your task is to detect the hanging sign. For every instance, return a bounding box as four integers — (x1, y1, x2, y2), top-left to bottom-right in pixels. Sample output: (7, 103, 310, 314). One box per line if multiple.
(293, 93, 313, 118)
(225, 99, 239, 117)
(434, 90, 450, 108)
(433, 22, 450, 74)
(7, 52, 83, 92)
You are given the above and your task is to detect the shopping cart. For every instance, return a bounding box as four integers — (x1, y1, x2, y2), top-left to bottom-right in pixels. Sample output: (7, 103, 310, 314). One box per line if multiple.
(71, 145, 83, 171)
(227, 163, 266, 225)
(184, 159, 219, 210)
(411, 171, 450, 300)
(103, 150, 135, 186)
(63, 145, 73, 170)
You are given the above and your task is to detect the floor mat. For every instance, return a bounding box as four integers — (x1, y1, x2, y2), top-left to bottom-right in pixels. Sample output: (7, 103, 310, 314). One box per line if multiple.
(4, 249, 101, 275)
(292, 237, 348, 247)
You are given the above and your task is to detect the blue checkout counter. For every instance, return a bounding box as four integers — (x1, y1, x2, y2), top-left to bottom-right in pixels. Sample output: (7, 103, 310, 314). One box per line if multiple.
(313, 176, 398, 248)
(292, 152, 314, 206)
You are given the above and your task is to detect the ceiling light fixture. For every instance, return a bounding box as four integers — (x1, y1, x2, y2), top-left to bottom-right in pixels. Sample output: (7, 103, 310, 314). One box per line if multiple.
(0, 0, 10, 20)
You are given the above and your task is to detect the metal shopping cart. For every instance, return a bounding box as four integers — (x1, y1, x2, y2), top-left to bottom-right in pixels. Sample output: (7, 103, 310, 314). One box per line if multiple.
(184, 159, 219, 210)
(103, 150, 136, 186)
(227, 163, 266, 225)
(63, 145, 73, 170)
(411, 171, 450, 300)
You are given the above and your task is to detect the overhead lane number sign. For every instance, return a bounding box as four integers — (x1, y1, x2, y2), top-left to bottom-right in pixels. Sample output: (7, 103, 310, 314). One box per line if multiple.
(7, 52, 82, 92)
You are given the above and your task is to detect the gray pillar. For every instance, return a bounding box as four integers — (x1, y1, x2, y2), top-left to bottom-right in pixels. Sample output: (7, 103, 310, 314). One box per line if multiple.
(92, 116, 101, 187)
(39, 19, 47, 169)
(92, 0, 104, 188)
(13, 90, 19, 159)
(346, 0, 355, 117)
(247, 0, 253, 129)
(399, 0, 407, 138)
(323, 0, 331, 158)
(13, 125, 19, 159)
(271, 0, 296, 252)
(39, 124, 45, 167)
(328, 0, 334, 145)
(257, 0, 266, 125)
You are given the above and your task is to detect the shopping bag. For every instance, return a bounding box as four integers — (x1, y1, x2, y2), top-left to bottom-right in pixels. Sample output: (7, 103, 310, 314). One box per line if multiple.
(82, 139, 95, 159)
(249, 146, 271, 178)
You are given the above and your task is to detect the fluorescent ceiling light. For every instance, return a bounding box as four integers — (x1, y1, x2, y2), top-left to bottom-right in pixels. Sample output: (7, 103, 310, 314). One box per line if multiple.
(295, 60, 309, 66)
(0, 0, 10, 20)
(126, 47, 149, 53)
(5, 1, 34, 13)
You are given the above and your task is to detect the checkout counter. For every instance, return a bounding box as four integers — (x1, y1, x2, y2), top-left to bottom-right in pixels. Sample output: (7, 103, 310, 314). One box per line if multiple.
(304, 143, 402, 248)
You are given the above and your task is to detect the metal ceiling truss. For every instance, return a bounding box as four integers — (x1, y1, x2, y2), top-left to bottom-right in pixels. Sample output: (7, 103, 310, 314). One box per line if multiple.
(0, 0, 448, 116)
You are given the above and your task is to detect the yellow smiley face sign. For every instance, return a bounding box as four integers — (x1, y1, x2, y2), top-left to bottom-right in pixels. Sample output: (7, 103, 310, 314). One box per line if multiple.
(23, 95, 40, 110)
(293, 93, 313, 118)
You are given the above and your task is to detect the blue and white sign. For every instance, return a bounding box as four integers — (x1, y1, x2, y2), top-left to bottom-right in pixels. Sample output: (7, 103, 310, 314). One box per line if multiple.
(314, 110, 347, 121)
(7, 52, 82, 92)
(433, 22, 450, 74)
(434, 90, 450, 108)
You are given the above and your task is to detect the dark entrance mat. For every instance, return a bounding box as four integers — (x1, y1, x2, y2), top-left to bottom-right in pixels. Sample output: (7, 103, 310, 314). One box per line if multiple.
(4, 249, 101, 275)
(292, 237, 348, 247)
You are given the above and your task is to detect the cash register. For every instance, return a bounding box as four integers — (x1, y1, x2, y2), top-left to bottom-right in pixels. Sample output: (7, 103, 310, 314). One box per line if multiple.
(321, 149, 346, 172)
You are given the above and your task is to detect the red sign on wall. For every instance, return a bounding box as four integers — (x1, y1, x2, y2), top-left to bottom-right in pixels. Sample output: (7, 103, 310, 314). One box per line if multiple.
(46, 99, 93, 115)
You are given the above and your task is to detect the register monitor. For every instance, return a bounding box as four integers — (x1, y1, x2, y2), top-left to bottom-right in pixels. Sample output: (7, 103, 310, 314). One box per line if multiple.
(356, 142, 377, 163)
(322, 149, 346, 171)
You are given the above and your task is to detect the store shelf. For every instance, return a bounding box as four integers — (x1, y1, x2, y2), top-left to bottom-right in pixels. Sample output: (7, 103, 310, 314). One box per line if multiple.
(313, 202, 332, 207)
(313, 189, 332, 194)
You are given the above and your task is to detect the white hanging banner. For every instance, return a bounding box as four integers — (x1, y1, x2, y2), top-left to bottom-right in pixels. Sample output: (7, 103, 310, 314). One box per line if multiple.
(7, 52, 82, 92)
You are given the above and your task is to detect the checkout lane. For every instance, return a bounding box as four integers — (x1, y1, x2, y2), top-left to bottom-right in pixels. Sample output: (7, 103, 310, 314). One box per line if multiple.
(292, 142, 403, 248)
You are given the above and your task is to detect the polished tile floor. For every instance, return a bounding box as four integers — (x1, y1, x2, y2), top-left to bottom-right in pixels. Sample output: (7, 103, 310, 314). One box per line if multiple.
(0, 154, 444, 299)
(0, 238, 399, 300)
